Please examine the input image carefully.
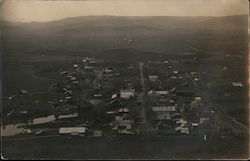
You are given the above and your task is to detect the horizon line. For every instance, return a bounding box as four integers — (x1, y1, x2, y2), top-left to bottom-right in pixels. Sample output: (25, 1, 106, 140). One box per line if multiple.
(1, 13, 248, 24)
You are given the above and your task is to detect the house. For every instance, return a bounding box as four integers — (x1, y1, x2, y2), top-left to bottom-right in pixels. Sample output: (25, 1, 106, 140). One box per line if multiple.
(170, 76, 177, 79)
(194, 78, 199, 82)
(155, 91, 168, 95)
(118, 108, 130, 113)
(19, 89, 28, 94)
(176, 118, 187, 125)
(105, 67, 113, 73)
(128, 65, 135, 70)
(148, 90, 168, 96)
(107, 110, 117, 115)
(173, 70, 178, 74)
(175, 88, 195, 97)
(111, 93, 118, 99)
(60, 71, 67, 75)
(59, 127, 87, 135)
(169, 99, 175, 103)
(115, 116, 123, 121)
(89, 99, 103, 105)
(152, 106, 176, 112)
(57, 104, 78, 114)
(158, 98, 169, 103)
(93, 130, 102, 137)
(116, 123, 132, 130)
(190, 72, 198, 76)
(149, 75, 158, 82)
(73, 64, 78, 68)
(155, 112, 171, 120)
(175, 118, 189, 134)
(2, 124, 25, 136)
(179, 127, 189, 134)
(232, 82, 243, 87)
(66, 96, 72, 100)
(72, 80, 79, 85)
(114, 73, 121, 77)
(19, 111, 28, 115)
(194, 97, 202, 101)
(104, 73, 114, 78)
(70, 77, 77, 81)
(67, 74, 73, 79)
(191, 122, 199, 127)
(57, 113, 78, 119)
(181, 82, 188, 87)
(35, 129, 45, 135)
(114, 115, 134, 130)
(120, 89, 135, 99)
(84, 65, 94, 70)
(8, 96, 14, 100)
(147, 90, 154, 95)
(200, 117, 209, 123)
(171, 112, 181, 117)
(191, 100, 201, 109)
(94, 94, 102, 98)
(31, 115, 56, 125)
(118, 129, 135, 135)
(90, 60, 96, 64)
(64, 90, 72, 96)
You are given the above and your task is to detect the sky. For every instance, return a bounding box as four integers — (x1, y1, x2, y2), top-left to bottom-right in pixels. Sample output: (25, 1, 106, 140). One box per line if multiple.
(0, 0, 248, 23)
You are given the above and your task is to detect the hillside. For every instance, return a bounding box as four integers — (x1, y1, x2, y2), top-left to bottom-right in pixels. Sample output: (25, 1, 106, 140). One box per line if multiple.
(1, 15, 248, 59)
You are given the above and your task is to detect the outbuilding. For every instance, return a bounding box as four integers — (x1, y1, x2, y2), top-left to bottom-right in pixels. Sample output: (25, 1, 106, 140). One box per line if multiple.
(59, 127, 87, 135)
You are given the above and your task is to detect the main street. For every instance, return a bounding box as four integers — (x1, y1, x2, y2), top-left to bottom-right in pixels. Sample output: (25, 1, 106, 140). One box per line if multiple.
(137, 62, 149, 130)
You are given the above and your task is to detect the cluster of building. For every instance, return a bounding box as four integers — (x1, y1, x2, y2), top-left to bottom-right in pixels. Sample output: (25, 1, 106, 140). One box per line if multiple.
(145, 60, 212, 136)
(3, 56, 217, 139)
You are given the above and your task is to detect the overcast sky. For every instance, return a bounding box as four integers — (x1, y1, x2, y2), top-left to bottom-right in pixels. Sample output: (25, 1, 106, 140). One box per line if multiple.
(0, 0, 248, 22)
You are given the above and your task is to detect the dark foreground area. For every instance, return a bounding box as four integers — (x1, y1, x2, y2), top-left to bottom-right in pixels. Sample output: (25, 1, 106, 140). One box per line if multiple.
(2, 134, 248, 160)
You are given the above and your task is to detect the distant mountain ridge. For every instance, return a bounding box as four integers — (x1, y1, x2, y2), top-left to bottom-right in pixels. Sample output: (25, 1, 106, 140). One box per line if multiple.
(1, 14, 248, 59)
(2, 14, 248, 24)
(2, 14, 248, 30)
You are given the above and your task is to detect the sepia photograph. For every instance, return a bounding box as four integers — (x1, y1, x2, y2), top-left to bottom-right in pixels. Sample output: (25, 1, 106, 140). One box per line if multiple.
(0, 0, 249, 160)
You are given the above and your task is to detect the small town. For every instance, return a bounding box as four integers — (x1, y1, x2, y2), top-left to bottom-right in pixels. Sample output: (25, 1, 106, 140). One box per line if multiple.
(2, 55, 246, 141)
(1, 1, 249, 158)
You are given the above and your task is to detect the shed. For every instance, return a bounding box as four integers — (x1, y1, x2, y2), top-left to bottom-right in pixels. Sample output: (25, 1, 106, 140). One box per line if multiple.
(59, 127, 87, 134)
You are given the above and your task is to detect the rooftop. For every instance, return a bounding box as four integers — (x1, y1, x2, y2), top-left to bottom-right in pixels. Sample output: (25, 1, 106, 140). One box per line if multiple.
(152, 106, 176, 112)
(59, 127, 87, 134)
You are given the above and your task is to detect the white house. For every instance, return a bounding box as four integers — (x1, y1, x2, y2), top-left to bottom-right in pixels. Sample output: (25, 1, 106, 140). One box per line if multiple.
(120, 89, 135, 99)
